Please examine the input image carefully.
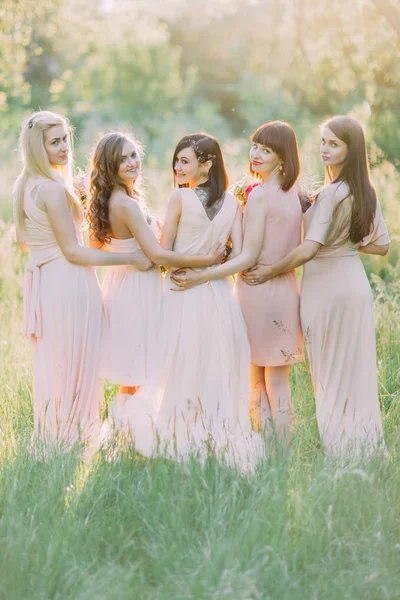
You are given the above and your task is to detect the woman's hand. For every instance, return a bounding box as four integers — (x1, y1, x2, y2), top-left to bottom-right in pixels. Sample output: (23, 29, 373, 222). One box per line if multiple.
(206, 242, 226, 266)
(170, 269, 206, 291)
(240, 263, 275, 285)
(128, 249, 155, 271)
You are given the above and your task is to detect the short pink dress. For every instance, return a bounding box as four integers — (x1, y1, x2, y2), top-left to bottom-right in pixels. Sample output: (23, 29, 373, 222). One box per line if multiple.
(23, 177, 103, 445)
(237, 182, 304, 366)
(100, 217, 163, 386)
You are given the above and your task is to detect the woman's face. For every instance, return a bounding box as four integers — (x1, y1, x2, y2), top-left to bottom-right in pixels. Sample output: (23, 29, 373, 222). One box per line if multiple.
(44, 125, 69, 167)
(118, 140, 141, 184)
(174, 146, 209, 186)
(320, 126, 348, 168)
(249, 141, 280, 177)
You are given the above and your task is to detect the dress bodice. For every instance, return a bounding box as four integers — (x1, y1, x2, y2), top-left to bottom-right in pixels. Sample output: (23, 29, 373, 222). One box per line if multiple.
(242, 183, 302, 265)
(173, 188, 238, 255)
(22, 177, 84, 339)
(23, 177, 83, 263)
(107, 213, 159, 254)
(304, 184, 389, 258)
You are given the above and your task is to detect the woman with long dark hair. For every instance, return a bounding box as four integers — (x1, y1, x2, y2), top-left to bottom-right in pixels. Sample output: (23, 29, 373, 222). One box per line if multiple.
(173, 116, 389, 457)
(88, 132, 224, 405)
(107, 132, 264, 470)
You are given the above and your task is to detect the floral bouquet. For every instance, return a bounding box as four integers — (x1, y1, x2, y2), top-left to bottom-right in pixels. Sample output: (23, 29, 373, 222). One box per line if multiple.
(231, 175, 260, 207)
(73, 168, 90, 212)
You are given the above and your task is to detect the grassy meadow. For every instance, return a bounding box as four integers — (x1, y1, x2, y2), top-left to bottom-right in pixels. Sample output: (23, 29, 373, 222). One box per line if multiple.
(1, 203, 400, 599)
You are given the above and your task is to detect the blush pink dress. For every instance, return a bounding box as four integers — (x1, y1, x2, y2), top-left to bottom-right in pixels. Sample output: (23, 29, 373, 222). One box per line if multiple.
(23, 177, 103, 445)
(100, 217, 163, 386)
(301, 183, 389, 457)
(237, 183, 304, 366)
(107, 189, 264, 471)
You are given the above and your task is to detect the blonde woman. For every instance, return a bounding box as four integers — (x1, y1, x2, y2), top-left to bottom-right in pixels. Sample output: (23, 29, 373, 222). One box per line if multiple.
(13, 111, 152, 446)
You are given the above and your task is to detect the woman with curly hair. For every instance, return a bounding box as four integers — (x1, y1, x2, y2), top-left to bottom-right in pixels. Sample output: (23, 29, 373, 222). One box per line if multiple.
(88, 132, 224, 403)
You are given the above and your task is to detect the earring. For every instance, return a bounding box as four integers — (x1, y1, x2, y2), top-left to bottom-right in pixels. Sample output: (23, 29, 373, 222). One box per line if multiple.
(279, 163, 283, 172)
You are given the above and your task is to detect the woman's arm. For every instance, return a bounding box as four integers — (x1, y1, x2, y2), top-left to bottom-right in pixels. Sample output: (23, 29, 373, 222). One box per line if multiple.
(88, 233, 105, 250)
(226, 205, 243, 260)
(88, 228, 154, 271)
(359, 243, 389, 256)
(161, 190, 180, 251)
(171, 186, 266, 289)
(244, 240, 321, 285)
(121, 190, 224, 268)
(43, 183, 144, 267)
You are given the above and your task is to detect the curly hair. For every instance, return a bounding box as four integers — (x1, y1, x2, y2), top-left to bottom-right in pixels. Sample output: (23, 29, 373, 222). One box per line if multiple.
(87, 132, 144, 246)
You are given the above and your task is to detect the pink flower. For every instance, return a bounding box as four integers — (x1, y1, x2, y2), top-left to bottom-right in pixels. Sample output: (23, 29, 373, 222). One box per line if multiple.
(245, 183, 260, 199)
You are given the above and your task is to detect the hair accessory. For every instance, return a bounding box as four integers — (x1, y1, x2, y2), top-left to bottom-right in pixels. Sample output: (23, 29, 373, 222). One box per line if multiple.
(28, 119, 34, 129)
(187, 139, 216, 163)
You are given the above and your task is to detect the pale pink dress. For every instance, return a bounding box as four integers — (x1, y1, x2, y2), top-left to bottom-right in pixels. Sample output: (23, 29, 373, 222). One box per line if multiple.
(237, 183, 304, 366)
(301, 183, 389, 457)
(100, 218, 163, 386)
(108, 189, 264, 471)
(23, 177, 103, 445)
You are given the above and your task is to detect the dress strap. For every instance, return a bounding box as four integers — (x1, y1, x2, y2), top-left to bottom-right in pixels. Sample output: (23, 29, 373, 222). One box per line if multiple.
(24, 259, 43, 338)
(30, 180, 47, 206)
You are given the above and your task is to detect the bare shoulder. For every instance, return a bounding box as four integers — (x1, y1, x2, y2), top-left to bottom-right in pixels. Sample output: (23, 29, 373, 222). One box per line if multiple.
(39, 180, 68, 208)
(168, 188, 183, 204)
(246, 184, 266, 206)
(116, 191, 141, 216)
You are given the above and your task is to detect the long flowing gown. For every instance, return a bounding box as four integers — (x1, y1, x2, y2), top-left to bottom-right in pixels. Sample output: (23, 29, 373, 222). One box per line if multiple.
(23, 177, 103, 445)
(301, 183, 389, 457)
(100, 218, 163, 386)
(237, 183, 303, 366)
(107, 188, 264, 470)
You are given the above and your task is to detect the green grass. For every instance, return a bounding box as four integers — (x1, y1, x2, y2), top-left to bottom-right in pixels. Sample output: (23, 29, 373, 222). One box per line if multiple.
(1, 222, 400, 600)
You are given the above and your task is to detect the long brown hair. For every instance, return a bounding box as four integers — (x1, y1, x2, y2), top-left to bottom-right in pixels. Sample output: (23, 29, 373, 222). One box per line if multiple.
(250, 121, 300, 191)
(172, 133, 228, 207)
(322, 116, 376, 244)
(88, 132, 144, 245)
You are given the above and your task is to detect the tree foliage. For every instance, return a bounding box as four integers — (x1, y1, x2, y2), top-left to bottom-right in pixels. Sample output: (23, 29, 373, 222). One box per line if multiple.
(1, 0, 400, 168)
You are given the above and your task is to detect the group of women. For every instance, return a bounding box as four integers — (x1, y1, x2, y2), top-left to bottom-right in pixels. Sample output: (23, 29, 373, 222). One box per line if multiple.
(13, 110, 389, 470)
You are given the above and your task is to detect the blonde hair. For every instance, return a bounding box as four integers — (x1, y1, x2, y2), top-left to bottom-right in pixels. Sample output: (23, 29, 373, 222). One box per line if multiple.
(13, 110, 83, 235)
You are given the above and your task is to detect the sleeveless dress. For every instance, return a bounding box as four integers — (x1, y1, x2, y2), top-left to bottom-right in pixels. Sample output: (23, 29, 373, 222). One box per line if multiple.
(23, 177, 103, 445)
(301, 186, 389, 457)
(237, 183, 304, 366)
(100, 217, 163, 386)
(107, 188, 264, 470)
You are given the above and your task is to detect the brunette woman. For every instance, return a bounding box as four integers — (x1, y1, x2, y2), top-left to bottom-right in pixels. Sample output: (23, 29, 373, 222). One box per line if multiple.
(177, 116, 389, 457)
(88, 132, 224, 405)
(173, 122, 304, 444)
